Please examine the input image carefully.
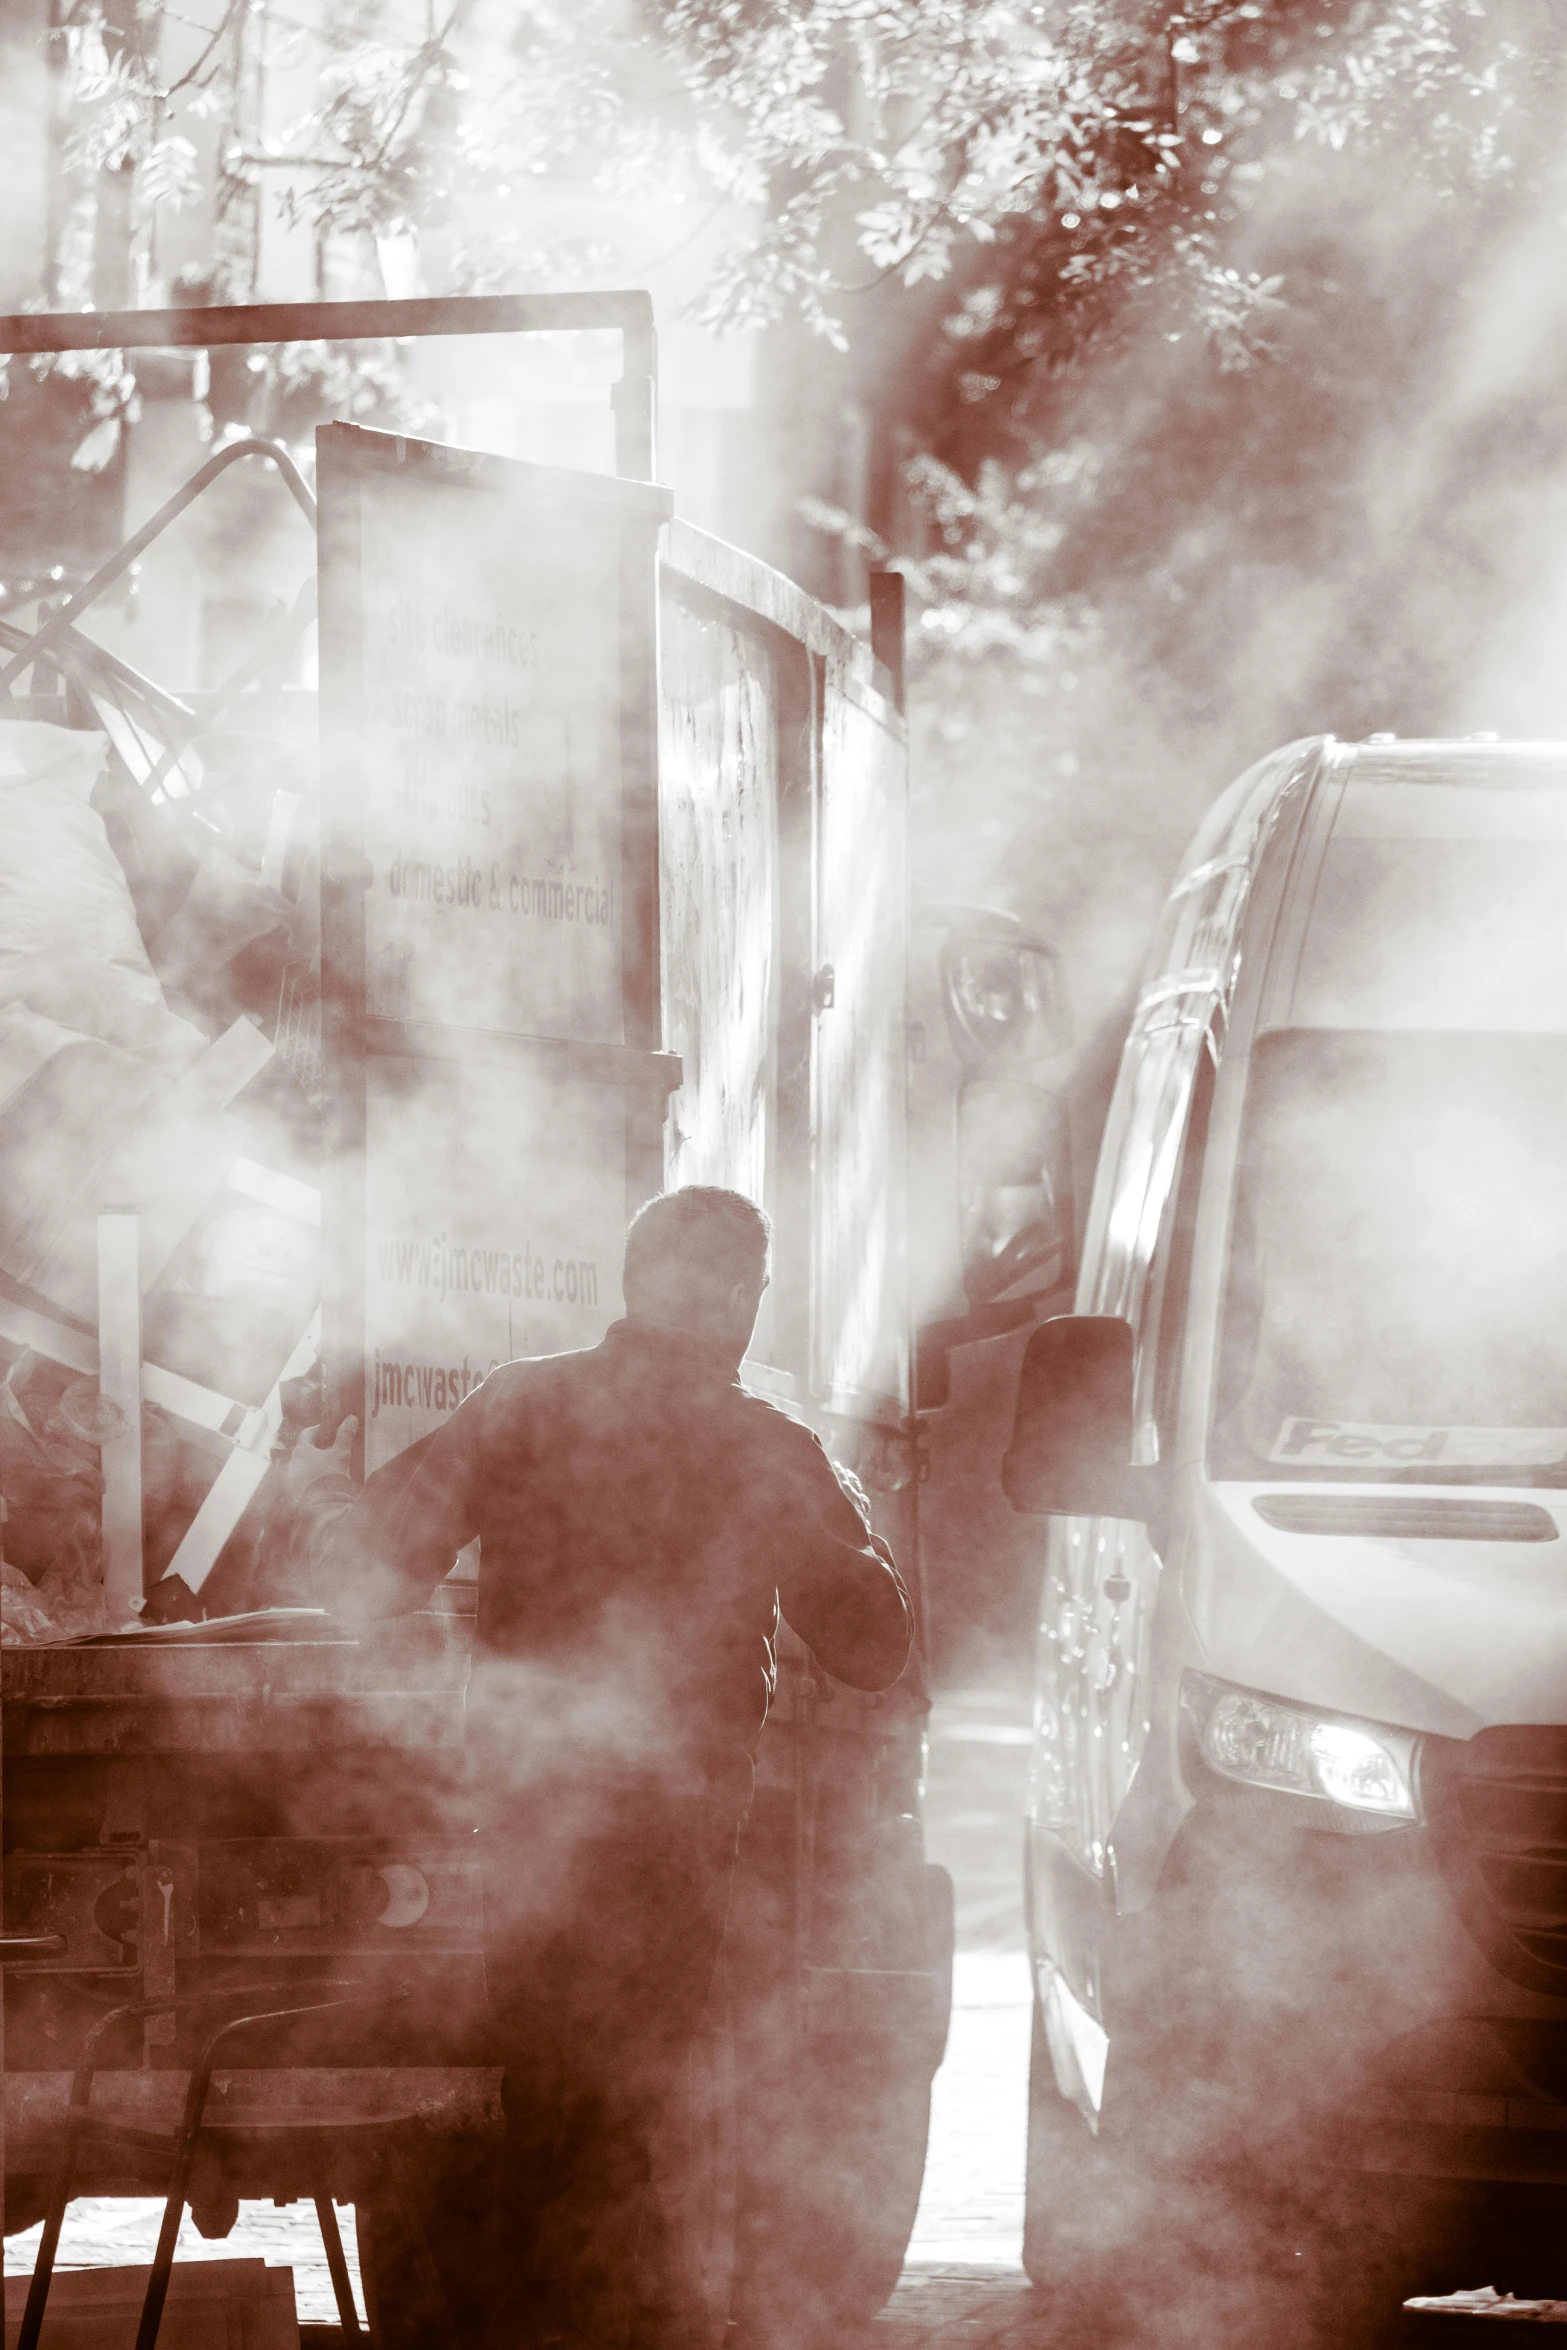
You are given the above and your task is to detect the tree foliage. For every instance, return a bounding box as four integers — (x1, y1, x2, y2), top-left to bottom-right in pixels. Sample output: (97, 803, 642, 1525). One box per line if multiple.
(35, 0, 1567, 687)
(652, 0, 1542, 367)
(25, 0, 1567, 1006)
(45, 0, 1543, 330)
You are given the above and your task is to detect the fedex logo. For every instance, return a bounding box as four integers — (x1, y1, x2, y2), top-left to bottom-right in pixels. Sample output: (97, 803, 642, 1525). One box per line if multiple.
(1272, 1420, 1448, 1464)
(1269, 1419, 1567, 1468)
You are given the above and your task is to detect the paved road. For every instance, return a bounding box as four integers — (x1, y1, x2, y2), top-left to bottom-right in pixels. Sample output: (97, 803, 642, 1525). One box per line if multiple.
(908, 1688, 1033, 2274)
(869, 1683, 1042, 2347)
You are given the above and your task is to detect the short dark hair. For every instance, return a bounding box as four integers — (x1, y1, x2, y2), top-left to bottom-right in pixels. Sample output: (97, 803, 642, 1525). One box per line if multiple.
(624, 1187, 771, 1305)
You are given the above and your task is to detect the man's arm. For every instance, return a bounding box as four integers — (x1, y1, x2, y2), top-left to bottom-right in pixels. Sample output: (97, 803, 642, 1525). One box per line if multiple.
(762, 1419, 914, 1692)
(290, 1390, 488, 1626)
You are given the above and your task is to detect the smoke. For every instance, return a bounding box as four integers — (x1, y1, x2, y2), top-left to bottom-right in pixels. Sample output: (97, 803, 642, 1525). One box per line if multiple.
(863, 100, 1567, 2333)
(13, 4, 1567, 2333)
(852, 111, 1567, 1062)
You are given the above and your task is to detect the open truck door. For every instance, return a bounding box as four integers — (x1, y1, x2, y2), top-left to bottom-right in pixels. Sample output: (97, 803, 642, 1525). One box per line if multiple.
(658, 526, 945, 2329)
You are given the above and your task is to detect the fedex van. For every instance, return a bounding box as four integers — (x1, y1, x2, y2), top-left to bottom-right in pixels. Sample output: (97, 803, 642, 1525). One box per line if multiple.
(1007, 736, 1567, 2311)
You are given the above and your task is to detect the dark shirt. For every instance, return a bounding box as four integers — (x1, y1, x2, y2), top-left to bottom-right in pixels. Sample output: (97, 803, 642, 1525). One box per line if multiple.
(302, 1317, 913, 1797)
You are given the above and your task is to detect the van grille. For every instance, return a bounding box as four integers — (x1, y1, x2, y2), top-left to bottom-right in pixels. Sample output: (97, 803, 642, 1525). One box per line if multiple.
(1424, 1728, 1567, 1993)
(1252, 1496, 1558, 1542)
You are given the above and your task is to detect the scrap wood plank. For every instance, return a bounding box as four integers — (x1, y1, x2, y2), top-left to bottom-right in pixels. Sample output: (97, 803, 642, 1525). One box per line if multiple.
(2, 2257, 297, 2348)
(166, 1313, 321, 1593)
(0, 1296, 250, 1443)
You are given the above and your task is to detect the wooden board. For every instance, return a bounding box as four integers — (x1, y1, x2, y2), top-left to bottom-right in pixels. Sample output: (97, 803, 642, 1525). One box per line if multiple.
(3, 2259, 297, 2349)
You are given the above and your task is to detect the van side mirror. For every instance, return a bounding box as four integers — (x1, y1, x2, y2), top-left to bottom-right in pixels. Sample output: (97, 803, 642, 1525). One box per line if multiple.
(1002, 1315, 1156, 1520)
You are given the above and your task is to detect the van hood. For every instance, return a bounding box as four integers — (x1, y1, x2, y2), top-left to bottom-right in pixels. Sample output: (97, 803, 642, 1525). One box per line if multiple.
(1188, 1483, 1567, 1737)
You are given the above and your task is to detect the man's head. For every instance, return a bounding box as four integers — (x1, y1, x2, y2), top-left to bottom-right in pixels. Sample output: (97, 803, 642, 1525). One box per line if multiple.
(623, 1187, 771, 1366)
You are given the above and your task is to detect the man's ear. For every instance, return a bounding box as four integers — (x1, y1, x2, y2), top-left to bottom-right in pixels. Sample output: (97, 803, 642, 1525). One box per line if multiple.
(725, 1275, 765, 1339)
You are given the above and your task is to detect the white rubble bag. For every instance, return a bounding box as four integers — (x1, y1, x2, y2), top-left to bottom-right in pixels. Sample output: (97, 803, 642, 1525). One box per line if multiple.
(0, 720, 206, 1066)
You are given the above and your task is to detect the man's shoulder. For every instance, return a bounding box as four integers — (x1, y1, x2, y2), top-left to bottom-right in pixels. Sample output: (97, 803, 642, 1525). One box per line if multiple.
(485, 1345, 596, 1387)
(733, 1387, 875, 1528)
(467, 1345, 605, 1427)
(731, 1384, 836, 1472)
(733, 1381, 810, 1436)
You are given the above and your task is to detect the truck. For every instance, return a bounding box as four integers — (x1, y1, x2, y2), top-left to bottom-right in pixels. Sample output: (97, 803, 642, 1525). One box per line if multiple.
(1007, 733, 1567, 2328)
(0, 289, 1042, 2342)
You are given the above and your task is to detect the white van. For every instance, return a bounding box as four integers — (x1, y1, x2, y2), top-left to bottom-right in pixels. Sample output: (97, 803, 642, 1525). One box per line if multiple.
(1008, 735, 1567, 2306)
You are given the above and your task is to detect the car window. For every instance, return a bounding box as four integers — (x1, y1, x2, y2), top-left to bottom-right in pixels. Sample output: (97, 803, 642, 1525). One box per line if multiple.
(1212, 1028, 1567, 1483)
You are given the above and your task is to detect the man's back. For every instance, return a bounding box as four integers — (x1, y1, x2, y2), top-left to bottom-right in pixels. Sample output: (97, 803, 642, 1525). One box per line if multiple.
(291, 1187, 914, 2350)
(312, 1316, 911, 1786)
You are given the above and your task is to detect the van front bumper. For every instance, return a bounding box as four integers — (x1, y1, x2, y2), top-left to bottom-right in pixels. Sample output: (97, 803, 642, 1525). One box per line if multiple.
(1111, 1755, 1567, 2190)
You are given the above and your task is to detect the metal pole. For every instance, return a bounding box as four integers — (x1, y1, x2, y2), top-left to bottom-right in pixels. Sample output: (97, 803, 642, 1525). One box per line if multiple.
(0, 292, 660, 482)
(0, 437, 316, 696)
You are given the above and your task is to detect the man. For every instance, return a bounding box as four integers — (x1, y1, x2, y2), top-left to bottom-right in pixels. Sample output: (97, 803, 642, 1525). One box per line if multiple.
(288, 1185, 912, 2347)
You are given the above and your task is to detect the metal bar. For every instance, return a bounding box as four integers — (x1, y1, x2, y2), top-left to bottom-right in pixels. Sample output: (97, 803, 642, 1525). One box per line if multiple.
(611, 357, 657, 483)
(0, 616, 197, 737)
(0, 291, 654, 358)
(131, 1986, 364, 2350)
(15, 2118, 76, 2350)
(136, 573, 317, 802)
(133, 2158, 193, 2350)
(4, 2067, 504, 2160)
(0, 293, 658, 480)
(197, 572, 317, 731)
(869, 569, 906, 714)
(0, 438, 316, 695)
(16, 1985, 163, 2350)
(315, 2196, 365, 2339)
(618, 493, 668, 1218)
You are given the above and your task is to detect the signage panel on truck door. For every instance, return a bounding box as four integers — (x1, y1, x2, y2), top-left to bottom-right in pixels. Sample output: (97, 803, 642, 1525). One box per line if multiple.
(317, 421, 673, 1460)
(351, 446, 627, 1043)
(362, 1054, 624, 1470)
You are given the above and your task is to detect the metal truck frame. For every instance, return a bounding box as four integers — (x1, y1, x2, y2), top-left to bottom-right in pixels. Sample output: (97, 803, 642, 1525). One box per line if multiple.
(0, 293, 952, 2342)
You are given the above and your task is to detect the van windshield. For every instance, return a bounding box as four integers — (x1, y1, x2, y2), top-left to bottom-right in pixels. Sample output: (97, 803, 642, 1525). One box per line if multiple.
(1213, 1030, 1567, 1484)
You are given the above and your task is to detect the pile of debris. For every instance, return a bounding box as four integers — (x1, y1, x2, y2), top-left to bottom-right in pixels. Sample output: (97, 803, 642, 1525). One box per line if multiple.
(0, 712, 324, 1640)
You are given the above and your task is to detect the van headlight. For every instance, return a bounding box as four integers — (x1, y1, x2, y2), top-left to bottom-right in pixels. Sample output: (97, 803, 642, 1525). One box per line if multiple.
(1182, 1672, 1419, 1819)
